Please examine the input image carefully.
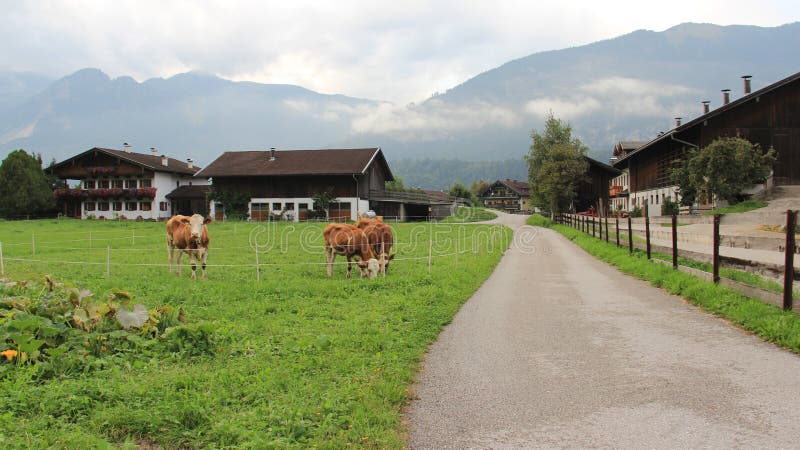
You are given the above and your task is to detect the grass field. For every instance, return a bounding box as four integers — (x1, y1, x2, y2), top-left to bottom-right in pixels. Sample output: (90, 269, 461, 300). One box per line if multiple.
(439, 207, 497, 223)
(0, 218, 511, 448)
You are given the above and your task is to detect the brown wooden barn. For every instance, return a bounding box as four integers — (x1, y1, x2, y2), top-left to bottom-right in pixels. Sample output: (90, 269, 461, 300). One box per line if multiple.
(614, 71, 800, 215)
(577, 157, 621, 215)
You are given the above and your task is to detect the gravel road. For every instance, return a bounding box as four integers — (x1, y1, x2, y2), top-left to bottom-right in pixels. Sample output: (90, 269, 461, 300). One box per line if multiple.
(405, 212, 800, 448)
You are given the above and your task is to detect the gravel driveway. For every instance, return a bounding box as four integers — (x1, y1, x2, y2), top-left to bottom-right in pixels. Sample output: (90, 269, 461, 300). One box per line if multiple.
(405, 212, 800, 448)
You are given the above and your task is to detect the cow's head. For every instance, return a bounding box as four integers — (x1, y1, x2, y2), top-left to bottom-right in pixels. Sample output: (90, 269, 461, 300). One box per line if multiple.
(378, 253, 396, 275)
(183, 214, 211, 246)
(357, 258, 380, 279)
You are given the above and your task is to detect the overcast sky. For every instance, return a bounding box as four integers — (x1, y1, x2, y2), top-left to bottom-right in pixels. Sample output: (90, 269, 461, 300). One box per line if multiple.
(3, 0, 798, 104)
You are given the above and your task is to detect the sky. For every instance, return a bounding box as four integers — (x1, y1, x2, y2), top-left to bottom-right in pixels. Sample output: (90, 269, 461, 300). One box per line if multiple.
(2, 0, 799, 104)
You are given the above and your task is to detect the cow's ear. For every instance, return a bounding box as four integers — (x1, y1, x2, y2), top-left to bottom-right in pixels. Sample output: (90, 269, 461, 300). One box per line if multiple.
(181, 217, 191, 224)
(388, 253, 396, 261)
(204, 217, 213, 225)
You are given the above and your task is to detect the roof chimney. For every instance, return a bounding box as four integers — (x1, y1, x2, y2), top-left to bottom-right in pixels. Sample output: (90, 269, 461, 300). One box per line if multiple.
(187, 158, 194, 169)
(269, 147, 276, 161)
(123, 142, 131, 153)
(702, 101, 710, 114)
(161, 154, 168, 167)
(722, 89, 731, 105)
(150, 147, 158, 155)
(742, 75, 752, 94)
(674, 117, 682, 127)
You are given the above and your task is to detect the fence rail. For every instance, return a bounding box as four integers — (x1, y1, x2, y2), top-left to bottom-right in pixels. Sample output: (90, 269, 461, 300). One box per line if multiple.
(553, 209, 799, 312)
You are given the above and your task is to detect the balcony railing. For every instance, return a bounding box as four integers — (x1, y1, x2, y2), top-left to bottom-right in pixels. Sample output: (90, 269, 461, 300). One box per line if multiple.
(54, 187, 157, 199)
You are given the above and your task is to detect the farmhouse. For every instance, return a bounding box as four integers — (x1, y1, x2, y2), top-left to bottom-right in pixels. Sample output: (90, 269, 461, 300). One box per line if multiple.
(578, 157, 621, 215)
(49, 146, 209, 220)
(608, 141, 646, 213)
(479, 180, 532, 213)
(197, 147, 452, 221)
(613, 71, 800, 216)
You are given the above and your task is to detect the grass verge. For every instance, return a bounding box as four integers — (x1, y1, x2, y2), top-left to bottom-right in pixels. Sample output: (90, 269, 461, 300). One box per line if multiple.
(702, 199, 767, 215)
(527, 214, 800, 353)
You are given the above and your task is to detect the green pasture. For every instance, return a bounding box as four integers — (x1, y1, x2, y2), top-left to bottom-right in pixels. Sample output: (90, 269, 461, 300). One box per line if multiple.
(0, 218, 511, 448)
(439, 207, 497, 223)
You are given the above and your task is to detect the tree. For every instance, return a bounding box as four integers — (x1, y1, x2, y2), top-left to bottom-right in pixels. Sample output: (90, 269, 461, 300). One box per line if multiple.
(310, 189, 336, 219)
(385, 175, 407, 192)
(470, 180, 490, 204)
(0, 149, 55, 218)
(672, 137, 775, 206)
(448, 182, 475, 204)
(526, 112, 589, 216)
(207, 188, 250, 220)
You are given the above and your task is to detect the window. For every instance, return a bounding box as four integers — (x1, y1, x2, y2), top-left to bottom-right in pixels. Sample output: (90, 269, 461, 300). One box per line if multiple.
(84, 180, 95, 189)
(125, 179, 137, 189)
(140, 202, 152, 211)
(98, 202, 109, 211)
(111, 179, 123, 188)
(159, 201, 169, 211)
(285, 202, 294, 210)
(272, 202, 281, 210)
(113, 202, 123, 211)
(298, 203, 308, 210)
(97, 179, 110, 188)
(84, 202, 96, 211)
(140, 179, 152, 188)
(126, 202, 137, 211)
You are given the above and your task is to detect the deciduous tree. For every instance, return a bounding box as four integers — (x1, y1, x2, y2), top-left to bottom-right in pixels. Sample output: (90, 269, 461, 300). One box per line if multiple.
(0, 149, 55, 218)
(526, 113, 588, 216)
(672, 137, 775, 206)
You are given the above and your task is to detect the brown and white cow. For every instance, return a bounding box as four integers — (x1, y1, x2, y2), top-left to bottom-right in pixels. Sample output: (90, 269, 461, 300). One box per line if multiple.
(166, 214, 212, 279)
(355, 219, 395, 275)
(323, 223, 379, 279)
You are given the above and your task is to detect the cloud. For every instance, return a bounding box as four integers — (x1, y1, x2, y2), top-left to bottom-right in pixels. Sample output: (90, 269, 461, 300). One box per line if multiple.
(349, 99, 522, 141)
(524, 97, 602, 120)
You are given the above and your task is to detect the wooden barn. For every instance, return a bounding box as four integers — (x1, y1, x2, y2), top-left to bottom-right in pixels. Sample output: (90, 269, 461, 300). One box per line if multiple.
(48, 146, 208, 220)
(195, 147, 455, 221)
(614, 71, 800, 215)
(577, 157, 621, 215)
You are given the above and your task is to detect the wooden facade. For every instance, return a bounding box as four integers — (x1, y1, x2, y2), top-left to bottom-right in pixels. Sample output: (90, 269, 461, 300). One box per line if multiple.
(479, 180, 531, 213)
(615, 71, 800, 214)
(577, 157, 621, 215)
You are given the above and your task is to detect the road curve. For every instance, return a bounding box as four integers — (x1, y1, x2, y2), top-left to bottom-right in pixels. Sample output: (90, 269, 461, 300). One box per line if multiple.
(405, 212, 800, 448)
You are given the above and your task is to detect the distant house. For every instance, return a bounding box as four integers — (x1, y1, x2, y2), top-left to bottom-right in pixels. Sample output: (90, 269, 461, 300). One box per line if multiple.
(614, 71, 800, 215)
(608, 141, 646, 213)
(49, 147, 209, 220)
(196, 148, 397, 222)
(479, 179, 531, 213)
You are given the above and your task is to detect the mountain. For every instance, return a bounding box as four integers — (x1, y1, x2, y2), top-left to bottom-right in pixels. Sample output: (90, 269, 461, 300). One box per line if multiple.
(0, 71, 54, 111)
(1, 22, 799, 188)
(0, 68, 382, 164)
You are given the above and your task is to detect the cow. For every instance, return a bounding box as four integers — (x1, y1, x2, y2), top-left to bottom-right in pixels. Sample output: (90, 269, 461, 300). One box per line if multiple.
(166, 214, 212, 279)
(323, 223, 379, 279)
(355, 219, 395, 275)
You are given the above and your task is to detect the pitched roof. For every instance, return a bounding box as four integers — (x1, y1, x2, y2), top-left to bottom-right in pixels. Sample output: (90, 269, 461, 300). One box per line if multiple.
(50, 147, 201, 175)
(585, 156, 622, 176)
(165, 185, 211, 200)
(481, 179, 531, 197)
(195, 148, 394, 179)
(614, 70, 800, 165)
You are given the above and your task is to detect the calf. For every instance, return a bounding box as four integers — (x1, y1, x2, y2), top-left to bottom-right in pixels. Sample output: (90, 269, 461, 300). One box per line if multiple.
(166, 214, 212, 279)
(358, 221, 395, 275)
(323, 223, 379, 279)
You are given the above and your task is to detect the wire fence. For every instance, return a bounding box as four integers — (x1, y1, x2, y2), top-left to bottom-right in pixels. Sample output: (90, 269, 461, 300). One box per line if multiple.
(0, 222, 513, 282)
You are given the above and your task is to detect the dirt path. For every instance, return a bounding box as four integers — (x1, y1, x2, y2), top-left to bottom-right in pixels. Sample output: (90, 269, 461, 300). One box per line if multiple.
(405, 212, 800, 448)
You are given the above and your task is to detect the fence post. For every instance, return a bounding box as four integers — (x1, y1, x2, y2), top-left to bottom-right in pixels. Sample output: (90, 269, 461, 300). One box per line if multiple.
(591, 217, 596, 237)
(106, 246, 111, 279)
(615, 218, 620, 247)
(784, 210, 796, 310)
(255, 249, 261, 283)
(644, 202, 651, 259)
(605, 216, 609, 243)
(672, 211, 678, 269)
(0, 242, 4, 277)
(627, 216, 633, 254)
(713, 214, 721, 283)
